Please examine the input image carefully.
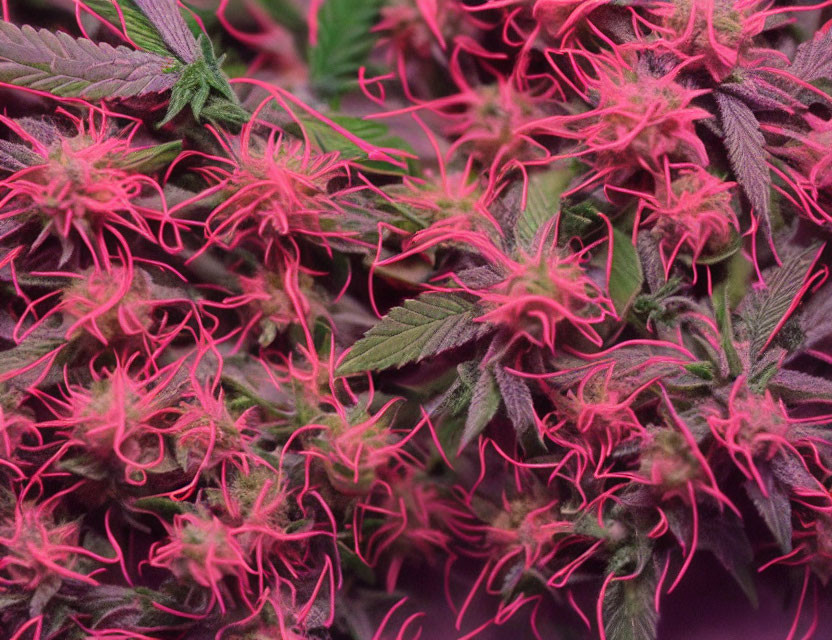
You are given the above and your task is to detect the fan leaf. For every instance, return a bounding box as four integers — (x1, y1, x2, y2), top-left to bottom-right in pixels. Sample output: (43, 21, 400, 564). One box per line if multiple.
(308, 0, 382, 98)
(81, 0, 172, 58)
(0, 22, 178, 100)
(336, 293, 481, 374)
(715, 91, 771, 235)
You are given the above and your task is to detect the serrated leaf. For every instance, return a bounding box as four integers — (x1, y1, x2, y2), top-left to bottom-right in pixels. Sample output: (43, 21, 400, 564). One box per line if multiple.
(159, 37, 242, 126)
(770, 450, 818, 492)
(742, 245, 819, 362)
(696, 510, 758, 607)
(0, 22, 179, 100)
(308, 0, 382, 98)
(606, 227, 644, 317)
(768, 369, 832, 401)
(515, 167, 572, 251)
(460, 365, 500, 452)
(298, 114, 415, 175)
(494, 365, 538, 444)
(744, 471, 792, 554)
(82, 0, 173, 58)
(602, 569, 658, 640)
(715, 91, 771, 235)
(788, 28, 832, 84)
(337, 293, 481, 374)
(133, 0, 200, 63)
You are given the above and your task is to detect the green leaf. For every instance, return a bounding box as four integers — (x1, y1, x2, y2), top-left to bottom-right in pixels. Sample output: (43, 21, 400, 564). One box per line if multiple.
(515, 167, 572, 251)
(460, 365, 500, 452)
(713, 283, 743, 378)
(118, 140, 182, 173)
(133, 496, 195, 519)
(742, 245, 820, 362)
(606, 227, 644, 317)
(337, 293, 481, 374)
(602, 568, 658, 640)
(298, 114, 415, 175)
(308, 0, 382, 98)
(82, 0, 171, 57)
(558, 200, 602, 244)
(159, 37, 245, 126)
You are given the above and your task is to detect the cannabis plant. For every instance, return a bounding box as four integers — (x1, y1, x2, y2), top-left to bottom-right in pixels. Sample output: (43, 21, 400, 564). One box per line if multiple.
(2, 0, 832, 638)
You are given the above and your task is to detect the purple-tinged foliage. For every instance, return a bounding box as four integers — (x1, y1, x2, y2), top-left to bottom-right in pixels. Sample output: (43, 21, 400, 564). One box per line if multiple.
(2, 0, 832, 639)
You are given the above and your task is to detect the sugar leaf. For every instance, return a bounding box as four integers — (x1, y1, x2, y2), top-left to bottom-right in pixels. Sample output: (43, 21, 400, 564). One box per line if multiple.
(744, 472, 792, 554)
(133, 0, 200, 63)
(494, 365, 538, 444)
(296, 114, 416, 175)
(715, 91, 771, 235)
(81, 0, 173, 58)
(336, 293, 481, 374)
(768, 369, 832, 402)
(606, 227, 644, 317)
(0, 22, 179, 100)
(602, 569, 658, 640)
(514, 167, 572, 252)
(460, 365, 500, 452)
(308, 0, 382, 98)
(741, 245, 820, 362)
(788, 27, 832, 84)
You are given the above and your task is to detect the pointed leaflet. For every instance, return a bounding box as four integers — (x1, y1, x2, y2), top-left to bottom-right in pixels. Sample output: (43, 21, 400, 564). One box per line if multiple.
(715, 91, 771, 235)
(0, 22, 178, 100)
(788, 28, 832, 84)
(82, 0, 173, 58)
(741, 245, 820, 362)
(605, 227, 644, 317)
(602, 568, 658, 640)
(712, 283, 743, 378)
(666, 506, 757, 606)
(337, 293, 481, 374)
(494, 365, 538, 442)
(308, 0, 382, 98)
(744, 472, 792, 554)
(514, 167, 572, 252)
(460, 366, 500, 452)
(160, 36, 245, 126)
(768, 369, 832, 402)
(133, 0, 200, 62)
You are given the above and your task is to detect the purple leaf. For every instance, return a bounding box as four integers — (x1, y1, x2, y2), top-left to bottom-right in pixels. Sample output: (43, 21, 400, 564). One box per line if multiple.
(133, 0, 200, 63)
(768, 369, 832, 402)
(0, 23, 179, 100)
(744, 471, 792, 554)
(460, 366, 500, 452)
(788, 27, 832, 83)
(770, 450, 819, 492)
(719, 73, 798, 112)
(494, 365, 538, 443)
(715, 91, 771, 235)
